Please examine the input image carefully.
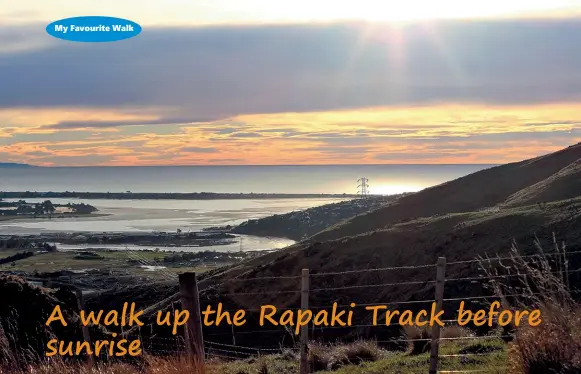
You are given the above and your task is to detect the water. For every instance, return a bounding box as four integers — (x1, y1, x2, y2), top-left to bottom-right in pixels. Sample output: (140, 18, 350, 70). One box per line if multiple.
(0, 197, 343, 234)
(1, 164, 494, 195)
(56, 235, 295, 252)
(1, 164, 494, 250)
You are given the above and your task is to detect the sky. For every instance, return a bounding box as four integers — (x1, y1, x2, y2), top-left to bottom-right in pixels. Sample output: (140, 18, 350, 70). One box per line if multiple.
(1, 1, 581, 166)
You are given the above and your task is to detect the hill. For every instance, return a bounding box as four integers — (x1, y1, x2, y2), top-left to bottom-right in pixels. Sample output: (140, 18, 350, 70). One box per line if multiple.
(307, 142, 581, 243)
(503, 159, 581, 207)
(231, 194, 408, 240)
(9, 144, 579, 351)
(86, 197, 581, 348)
(199, 143, 581, 322)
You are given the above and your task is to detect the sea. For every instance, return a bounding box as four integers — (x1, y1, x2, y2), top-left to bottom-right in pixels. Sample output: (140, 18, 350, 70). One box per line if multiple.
(1, 165, 493, 194)
(1, 165, 494, 250)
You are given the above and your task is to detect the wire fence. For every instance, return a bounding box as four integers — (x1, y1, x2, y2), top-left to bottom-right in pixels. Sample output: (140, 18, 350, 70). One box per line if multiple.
(59, 246, 581, 373)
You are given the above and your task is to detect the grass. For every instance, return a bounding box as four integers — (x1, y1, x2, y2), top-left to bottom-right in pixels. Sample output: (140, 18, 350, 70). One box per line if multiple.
(5, 237, 579, 373)
(479, 236, 581, 374)
(307, 340, 382, 371)
(402, 325, 473, 355)
(325, 340, 507, 374)
(0, 250, 216, 278)
(2, 355, 206, 374)
(0, 339, 508, 374)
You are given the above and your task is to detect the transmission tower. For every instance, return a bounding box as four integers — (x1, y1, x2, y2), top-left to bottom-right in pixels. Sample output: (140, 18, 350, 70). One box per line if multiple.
(357, 177, 369, 198)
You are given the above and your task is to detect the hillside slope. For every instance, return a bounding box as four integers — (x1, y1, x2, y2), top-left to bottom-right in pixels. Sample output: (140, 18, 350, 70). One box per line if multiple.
(66, 197, 581, 347)
(503, 159, 581, 207)
(76, 144, 581, 346)
(202, 144, 581, 318)
(231, 195, 406, 240)
(308, 143, 581, 243)
(210, 198, 581, 327)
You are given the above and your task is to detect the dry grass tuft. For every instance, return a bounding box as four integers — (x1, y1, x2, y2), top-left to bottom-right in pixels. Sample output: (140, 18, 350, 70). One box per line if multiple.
(402, 325, 431, 355)
(258, 362, 269, 374)
(308, 340, 382, 371)
(510, 305, 581, 374)
(480, 234, 581, 374)
(307, 343, 330, 372)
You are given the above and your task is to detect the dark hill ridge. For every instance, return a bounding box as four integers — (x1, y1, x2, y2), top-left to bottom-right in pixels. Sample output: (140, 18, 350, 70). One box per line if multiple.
(198, 143, 581, 320)
(231, 194, 408, 240)
(308, 142, 581, 243)
(504, 159, 581, 207)
(165, 196, 581, 347)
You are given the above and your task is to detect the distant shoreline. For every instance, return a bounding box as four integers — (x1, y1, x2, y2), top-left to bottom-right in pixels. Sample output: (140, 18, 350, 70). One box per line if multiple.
(0, 191, 367, 200)
(0, 213, 109, 222)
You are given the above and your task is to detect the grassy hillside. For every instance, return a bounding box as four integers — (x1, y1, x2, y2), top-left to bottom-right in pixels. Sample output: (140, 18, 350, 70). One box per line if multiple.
(231, 195, 406, 240)
(504, 159, 581, 207)
(77, 144, 581, 347)
(202, 144, 581, 325)
(308, 143, 581, 243)
(218, 198, 581, 311)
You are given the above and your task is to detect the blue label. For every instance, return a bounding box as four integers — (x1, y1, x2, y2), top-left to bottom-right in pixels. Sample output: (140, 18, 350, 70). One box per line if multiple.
(46, 16, 141, 42)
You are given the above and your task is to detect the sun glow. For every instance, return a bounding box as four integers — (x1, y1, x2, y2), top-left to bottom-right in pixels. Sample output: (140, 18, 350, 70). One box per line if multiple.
(288, 0, 581, 22)
(3, 0, 580, 26)
(372, 184, 424, 195)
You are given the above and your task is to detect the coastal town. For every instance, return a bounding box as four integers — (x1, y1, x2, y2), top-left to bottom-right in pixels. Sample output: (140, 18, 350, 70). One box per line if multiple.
(0, 199, 98, 219)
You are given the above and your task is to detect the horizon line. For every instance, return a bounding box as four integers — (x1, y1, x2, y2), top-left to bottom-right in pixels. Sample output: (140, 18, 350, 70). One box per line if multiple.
(5, 163, 500, 168)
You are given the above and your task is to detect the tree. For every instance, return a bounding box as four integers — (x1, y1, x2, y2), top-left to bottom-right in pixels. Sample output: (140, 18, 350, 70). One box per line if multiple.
(33, 203, 43, 217)
(42, 200, 55, 217)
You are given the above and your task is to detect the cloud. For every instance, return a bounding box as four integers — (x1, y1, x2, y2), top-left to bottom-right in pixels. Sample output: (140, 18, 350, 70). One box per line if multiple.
(521, 121, 581, 127)
(215, 128, 242, 135)
(180, 146, 218, 153)
(316, 146, 372, 154)
(228, 132, 263, 138)
(24, 150, 52, 156)
(2, 101, 581, 166)
(43, 117, 209, 129)
(1, 18, 581, 119)
(375, 152, 474, 160)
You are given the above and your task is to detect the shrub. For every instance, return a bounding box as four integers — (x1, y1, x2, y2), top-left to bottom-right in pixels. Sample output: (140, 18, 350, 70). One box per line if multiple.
(339, 340, 381, 363)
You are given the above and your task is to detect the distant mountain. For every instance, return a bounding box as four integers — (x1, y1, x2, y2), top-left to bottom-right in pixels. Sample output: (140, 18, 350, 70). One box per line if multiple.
(0, 163, 34, 168)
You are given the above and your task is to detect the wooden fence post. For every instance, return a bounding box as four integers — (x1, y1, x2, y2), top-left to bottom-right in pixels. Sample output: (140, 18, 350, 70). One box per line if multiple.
(179, 272, 206, 373)
(300, 269, 310, 374)
(429, 257, 446, 374)
(75, 289, 94, 367)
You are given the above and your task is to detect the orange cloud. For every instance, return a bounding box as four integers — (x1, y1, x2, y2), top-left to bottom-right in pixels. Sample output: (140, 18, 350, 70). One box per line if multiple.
(1, 103, 580, 166)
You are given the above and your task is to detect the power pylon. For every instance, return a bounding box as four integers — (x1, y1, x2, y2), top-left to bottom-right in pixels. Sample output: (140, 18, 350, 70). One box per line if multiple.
(357, 177, 369, 198)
